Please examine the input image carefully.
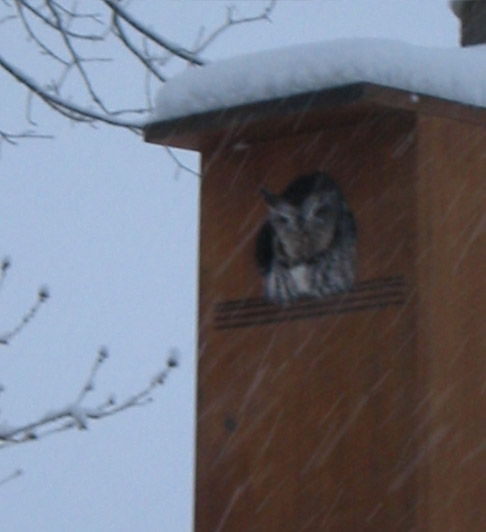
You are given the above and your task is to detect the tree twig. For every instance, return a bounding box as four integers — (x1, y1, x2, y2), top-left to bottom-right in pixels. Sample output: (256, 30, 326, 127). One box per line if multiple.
(0, 349, 180, 447)
(0, 287, 49, 346)
(44, 0, 110, 114)
(0, 51, 144, 131)
(111, 13, 166, 84)
(0, 257, 11, 294)
(18, 0, 103, 40)
(1, 0, 279, 138)
(0, 469, 23, 487)
(102, 0, 205, 66)
(193, 0, 276, 54)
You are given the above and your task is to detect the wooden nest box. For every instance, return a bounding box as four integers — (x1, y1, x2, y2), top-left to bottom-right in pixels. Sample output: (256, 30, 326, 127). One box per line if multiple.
(145, 44, 486, 531)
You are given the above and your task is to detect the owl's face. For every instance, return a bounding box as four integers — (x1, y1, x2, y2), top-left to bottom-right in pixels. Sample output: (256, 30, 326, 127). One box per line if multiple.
(263, 185, 339, 261)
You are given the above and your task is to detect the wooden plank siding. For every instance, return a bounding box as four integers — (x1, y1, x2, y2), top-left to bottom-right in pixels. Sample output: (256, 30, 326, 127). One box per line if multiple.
(144, 83, 486, 531)
(415, 116, 486, 531)
(196, 113, 422, 531)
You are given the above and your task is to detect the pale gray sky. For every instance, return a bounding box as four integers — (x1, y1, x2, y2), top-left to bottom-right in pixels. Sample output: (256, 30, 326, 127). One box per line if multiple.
(0, 2, 457, 531)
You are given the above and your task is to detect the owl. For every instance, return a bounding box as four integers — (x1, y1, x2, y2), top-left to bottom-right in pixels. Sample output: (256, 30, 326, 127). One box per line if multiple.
(255, 172, 357, 304)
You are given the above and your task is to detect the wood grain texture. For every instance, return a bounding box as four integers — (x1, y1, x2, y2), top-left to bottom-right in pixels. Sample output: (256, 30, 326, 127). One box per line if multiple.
(213, 276, 406, 330)
(196, 114, 420, 531)
(194, 106, 486, 531)
(415, 116, 486, 531)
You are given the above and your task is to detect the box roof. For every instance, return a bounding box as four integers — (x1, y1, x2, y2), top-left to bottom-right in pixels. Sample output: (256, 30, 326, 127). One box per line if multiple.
(144, 82, 486, 151)
(144, 38, 486, 151)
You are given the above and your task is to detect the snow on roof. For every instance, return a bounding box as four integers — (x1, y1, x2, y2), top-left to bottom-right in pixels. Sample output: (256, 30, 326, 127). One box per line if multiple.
(151, 38, 486, 123)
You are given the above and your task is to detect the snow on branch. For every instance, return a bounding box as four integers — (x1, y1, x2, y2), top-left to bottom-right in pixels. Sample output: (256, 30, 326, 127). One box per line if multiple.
(0, 258, 180, 448)
(0, 347, 180, 448)
(0, 0, 276, 140)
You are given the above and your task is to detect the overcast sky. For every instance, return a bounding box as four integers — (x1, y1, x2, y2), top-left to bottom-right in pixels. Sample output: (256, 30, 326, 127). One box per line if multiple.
(0, 2, 457, 531)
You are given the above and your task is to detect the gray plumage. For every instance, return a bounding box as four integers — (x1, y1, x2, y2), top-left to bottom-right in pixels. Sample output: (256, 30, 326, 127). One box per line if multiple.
(255, 172, 357, 304)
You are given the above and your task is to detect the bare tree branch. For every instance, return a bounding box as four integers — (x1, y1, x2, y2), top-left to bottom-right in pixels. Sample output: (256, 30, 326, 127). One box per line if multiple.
(101, 0, 205, 66)
(0, 348, 179, 448)
(193, 0, 276, 54)
(0, 257, 179, 460)
(0, 13, 17, 25)
(17, 0, 104, 40)
(0, 286, 49, 346)
(165, 147, 200, 178)
(111, 13, 166, 85)
(0, 51, 144, 130)
(0, 469, 23, 487)
(0, 0, 276, 139)
(0, 130, 53, 147)
(14, 1, 69, 65)
(44, 0, 110, 113)
(0, 257, 11, 294)
(49, 0, 104, 24)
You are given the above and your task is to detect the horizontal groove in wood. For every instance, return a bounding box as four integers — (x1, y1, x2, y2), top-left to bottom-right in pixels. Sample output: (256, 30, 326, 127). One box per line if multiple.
(213, 276, 406, 330)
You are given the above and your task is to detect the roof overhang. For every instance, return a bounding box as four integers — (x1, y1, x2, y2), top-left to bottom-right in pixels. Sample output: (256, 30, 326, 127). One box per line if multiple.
(144, 82, 486, 152)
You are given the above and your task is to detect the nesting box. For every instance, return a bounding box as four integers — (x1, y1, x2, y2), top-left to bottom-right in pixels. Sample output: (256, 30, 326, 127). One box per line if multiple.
(146, 79, 486, 531)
